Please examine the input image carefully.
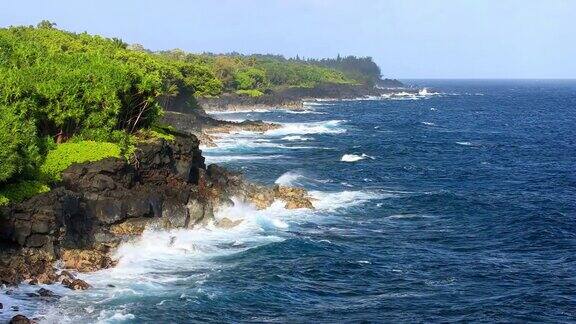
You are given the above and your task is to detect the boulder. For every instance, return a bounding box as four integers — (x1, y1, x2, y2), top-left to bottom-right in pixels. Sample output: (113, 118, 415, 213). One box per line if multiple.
(37, 288, 56, 297)
(60, 249, 115, 273)
(274, 186, 315, 210)
(215, 218, 243, 229)
(9, 315, 31, 324)
(62, 278, 90, 290)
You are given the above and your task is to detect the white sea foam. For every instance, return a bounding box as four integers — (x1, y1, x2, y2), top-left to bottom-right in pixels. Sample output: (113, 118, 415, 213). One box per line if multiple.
(303, 101, 336, 106)
(341, 153, 374, 162)
(282, 109, 326, 115)
(309, 190, 389, 211)
(265, 120, 346, 136)
(208, 108, 272, 115)
(421, 121, 436, 126)
(456, 141, 473, 146)
(281, 135, 313, 141)
(205, 154, 287, 164)
(16, 184, 387, 322)
(275, 171, 305, 186)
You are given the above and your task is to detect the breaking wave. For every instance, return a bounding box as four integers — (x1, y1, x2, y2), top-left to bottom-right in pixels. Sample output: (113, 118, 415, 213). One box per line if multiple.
(265, 120, 347, 136)
(341, 153, 374, 162)
(281, 135, 313, 141)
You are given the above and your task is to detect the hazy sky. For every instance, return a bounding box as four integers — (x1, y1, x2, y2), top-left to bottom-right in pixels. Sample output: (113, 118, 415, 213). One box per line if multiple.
(1, 0, 574, 79)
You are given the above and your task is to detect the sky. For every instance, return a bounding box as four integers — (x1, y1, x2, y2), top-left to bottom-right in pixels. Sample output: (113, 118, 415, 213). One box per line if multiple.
(1, 0, 575, 79)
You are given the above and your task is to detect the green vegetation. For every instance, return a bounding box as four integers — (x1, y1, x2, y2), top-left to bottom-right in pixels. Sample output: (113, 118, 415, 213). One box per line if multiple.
(40, 141, 121, 182)
(0, 22, 388, 205)
(0, 23, 218, 196)
(0, 181, 50, 206)
(235, 89, 264, 97)
(145, 126, 177, 142)
(303, 55, 383, 86)
(156, 52, 372, 93)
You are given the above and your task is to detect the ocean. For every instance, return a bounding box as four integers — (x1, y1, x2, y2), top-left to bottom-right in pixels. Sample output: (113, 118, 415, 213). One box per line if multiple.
(2, 80, 575, 322)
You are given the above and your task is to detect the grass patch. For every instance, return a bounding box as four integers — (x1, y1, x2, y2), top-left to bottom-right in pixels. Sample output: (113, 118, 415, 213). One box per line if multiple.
(0, 181, 50, 206)
(150, 126, 176, 142)
(135, 126, 177, 143)
(40, 141, 122, 182)
(235, 89, 264, 97)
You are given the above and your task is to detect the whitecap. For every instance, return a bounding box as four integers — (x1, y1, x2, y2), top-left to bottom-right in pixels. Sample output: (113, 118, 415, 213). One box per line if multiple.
(208, 108, 271, 115)
(421, 121, 436, 126)
(282, 109, 326, 115)
(101, 311, 136, 322)
(341, 153, 374, 162)
(275, 171, 304, 186)
(281, 135, 313, 141)
(456, 141, 473, 146)
(309, 190, 391, 211)
(205, 154, 287, 164)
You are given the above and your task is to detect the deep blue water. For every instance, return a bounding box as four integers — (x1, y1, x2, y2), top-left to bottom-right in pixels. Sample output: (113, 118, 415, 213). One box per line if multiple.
(197, 80, 576, 323)
(3, 80, 575, 323)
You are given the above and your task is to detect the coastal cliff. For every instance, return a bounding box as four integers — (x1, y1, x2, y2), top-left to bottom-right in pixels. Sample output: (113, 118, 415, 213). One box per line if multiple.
(0, 132, 312, 288)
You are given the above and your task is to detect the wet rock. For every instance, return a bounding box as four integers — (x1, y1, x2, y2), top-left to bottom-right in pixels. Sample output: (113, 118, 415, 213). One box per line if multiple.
(60, 249, 115, 273)
(0, 302, 3, 309)
(26, 292, 40, 297)
(60, 270, 75, 280)
(37, 288, 56, 297)
(9, 314, 31, 324)
(107, 284, 116, 288)
(274, 186, 315, 210)
(0, 249, 57, 285)
(205, 120, 280, 135)
(62, 278, 90, 290)
(10, 306, 19, 311)
(248, 190, 275, 210)
(215, 218, 243, 229)
(109, 219, 147, 236)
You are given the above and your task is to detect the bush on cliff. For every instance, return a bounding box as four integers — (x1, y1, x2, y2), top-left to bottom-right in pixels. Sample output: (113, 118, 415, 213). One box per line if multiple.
(0, 105, 42, 182)
(235, 89, 264, 97)
(0, 24, 223, 185)
(40, 141, 122, 182)
(0, 181, 50, 206)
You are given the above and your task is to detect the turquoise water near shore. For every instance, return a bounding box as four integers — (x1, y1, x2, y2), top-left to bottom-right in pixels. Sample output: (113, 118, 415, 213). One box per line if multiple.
(2, 80, 575, 323)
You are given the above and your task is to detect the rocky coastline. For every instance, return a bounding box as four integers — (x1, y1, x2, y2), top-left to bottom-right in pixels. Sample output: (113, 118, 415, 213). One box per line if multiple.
(197, 82, 412, 111)
(0, 130, 312, 322)
(0, 80, 407, 322)
(160, 109, 280, 147)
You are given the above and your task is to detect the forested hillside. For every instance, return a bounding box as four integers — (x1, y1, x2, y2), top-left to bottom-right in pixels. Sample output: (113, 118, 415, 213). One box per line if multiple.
(0, 22, 392, 204)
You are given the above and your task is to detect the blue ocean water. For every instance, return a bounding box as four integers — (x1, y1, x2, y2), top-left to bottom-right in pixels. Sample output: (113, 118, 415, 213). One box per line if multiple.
(3, 80, 575, 323)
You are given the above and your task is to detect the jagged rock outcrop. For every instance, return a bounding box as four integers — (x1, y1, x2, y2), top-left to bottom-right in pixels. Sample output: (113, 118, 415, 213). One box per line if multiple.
(0, 133, 209, 284)
(160, 110, 280, 148)
(0, 132, 314, 286)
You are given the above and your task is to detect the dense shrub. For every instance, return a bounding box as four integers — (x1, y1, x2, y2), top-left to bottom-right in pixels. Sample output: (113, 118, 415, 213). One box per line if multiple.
(0, 105, 42, 182)
(235, 89, 264, 97)
(0, 25, 223, 184)
(156, 52, 357, 92)
(0, 181, 50, 206)
(40, 141, 121, 182)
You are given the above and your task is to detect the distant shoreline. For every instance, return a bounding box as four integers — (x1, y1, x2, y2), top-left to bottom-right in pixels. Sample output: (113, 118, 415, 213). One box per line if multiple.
(197, 81, 413, 111)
